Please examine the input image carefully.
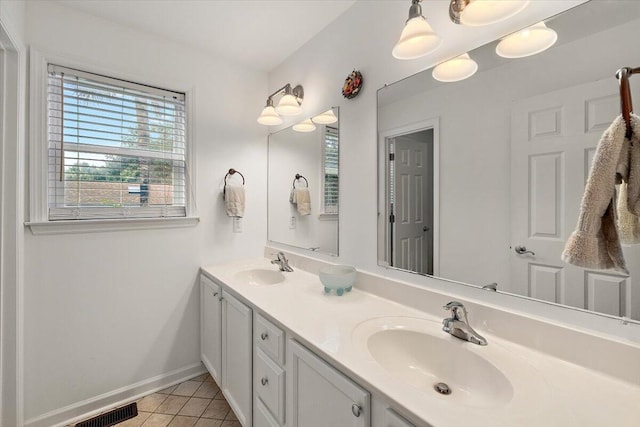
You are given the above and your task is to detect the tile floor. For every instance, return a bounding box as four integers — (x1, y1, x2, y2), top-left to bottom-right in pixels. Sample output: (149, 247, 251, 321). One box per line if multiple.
(71, 373, 241, 427)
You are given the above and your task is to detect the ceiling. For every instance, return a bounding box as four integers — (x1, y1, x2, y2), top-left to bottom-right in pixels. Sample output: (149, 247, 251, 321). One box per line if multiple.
(53, 0, 358, 72)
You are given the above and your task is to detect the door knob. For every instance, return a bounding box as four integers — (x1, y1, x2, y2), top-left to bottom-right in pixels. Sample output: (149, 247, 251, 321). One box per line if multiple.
(423, 226, 430, 232)
(514, 245, 535, 255)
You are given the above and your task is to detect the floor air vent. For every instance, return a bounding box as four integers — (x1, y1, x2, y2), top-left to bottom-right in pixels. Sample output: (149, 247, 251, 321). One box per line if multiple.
(75, 402, 137, 427)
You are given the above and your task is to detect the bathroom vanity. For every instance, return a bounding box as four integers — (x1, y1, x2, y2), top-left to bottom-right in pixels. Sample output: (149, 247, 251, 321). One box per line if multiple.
(200, 249, 640, 427)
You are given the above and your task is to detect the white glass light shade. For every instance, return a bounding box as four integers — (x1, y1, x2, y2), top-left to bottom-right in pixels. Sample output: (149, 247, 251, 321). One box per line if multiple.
(432, 53, 478, 82)
(393, 16, 442, 60)
(311, 109, 338, 125)
(276, 94, 302, 116)
(459, 0, 529, 26)
(293, 119, 316, 133)
(257, 105, 283, 126)
(496, 22, 558, 58)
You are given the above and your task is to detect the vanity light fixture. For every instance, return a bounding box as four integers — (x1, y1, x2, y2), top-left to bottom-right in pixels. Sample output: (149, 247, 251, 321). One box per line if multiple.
(393, 0, 441, 60)
(292, 118, 317, 133)
(257, 83, 304, 125)
(257, 98, 283, 126)
(311, 109, 338, 125)
(495, 22, 558, 58)
(432, 53, 478, 82)
(449, 0, 529, 26)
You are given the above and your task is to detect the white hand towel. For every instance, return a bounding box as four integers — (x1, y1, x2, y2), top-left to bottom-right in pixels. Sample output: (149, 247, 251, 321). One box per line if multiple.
(225, 185, 245, 217)
(295, 188, 311, 216)
(289, 188, 297, 204)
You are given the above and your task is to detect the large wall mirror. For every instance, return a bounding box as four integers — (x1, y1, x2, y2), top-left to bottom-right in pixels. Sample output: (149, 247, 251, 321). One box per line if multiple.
(377, 1, 640, 321)
(268, 108, 339, 255)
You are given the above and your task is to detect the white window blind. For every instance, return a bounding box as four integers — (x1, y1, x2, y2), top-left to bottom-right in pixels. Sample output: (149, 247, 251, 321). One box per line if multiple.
(47, 64, 187, 221)
(323, 126, 339, 214)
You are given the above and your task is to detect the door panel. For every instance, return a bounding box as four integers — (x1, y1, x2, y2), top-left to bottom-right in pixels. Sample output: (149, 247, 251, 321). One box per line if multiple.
(511, 78, 639, 318)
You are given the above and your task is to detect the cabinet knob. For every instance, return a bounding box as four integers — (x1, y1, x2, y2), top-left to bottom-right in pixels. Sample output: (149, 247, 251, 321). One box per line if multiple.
(261, 377, 269, 386)
(260, 332, 268, 341)
(219, 296, 224, 301)
(351, 403, 362, 418)
(213, 292, 219, 297)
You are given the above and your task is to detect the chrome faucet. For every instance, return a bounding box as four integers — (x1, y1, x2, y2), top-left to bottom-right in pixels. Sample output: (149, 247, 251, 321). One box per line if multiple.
(271, 252, 293, 272)
(442, 301, 487, 346)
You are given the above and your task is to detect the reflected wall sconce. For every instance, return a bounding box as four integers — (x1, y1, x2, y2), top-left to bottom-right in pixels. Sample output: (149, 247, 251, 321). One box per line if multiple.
(432, 53, 478, 82)
(495, 22, 557, 58)
(311, 109, 338, 124)
(393, 0, 441, 60)
(293, 119, 317, 133)
(257, 83, 304, 125)
(449, 0, 529, 26)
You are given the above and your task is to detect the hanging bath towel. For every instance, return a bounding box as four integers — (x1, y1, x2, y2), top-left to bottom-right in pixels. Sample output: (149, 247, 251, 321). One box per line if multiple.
(225, 185, 245, 217)
(562, 114, 640, 274)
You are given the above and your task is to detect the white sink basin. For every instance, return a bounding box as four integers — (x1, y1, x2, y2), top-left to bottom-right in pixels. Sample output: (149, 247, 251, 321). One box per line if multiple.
(234, 269, 285, 286)
(352, 316, 546, 409)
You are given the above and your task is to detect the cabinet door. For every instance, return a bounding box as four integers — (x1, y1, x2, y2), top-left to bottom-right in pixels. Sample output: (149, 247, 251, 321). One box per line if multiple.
(288, 340, 370, 427)
(222, 290, 253, 427)
(200, 275, 222, 384)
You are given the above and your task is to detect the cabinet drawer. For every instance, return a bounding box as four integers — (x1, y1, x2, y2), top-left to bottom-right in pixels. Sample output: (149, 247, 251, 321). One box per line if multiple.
(254, 312, 285, 365)
(255, 347, 286, 424)
(386, 408, 415, 427)
(254, 397, 281, 427)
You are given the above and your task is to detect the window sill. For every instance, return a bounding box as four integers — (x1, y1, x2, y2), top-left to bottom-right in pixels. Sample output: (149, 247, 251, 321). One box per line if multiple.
(318, 213, 338, 221)
(25, 216, 200, 235)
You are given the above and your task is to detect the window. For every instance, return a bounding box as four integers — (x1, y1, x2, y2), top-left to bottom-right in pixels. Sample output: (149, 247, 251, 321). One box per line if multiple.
(322, 126, 339, 214)
(46, 64, 187, 221)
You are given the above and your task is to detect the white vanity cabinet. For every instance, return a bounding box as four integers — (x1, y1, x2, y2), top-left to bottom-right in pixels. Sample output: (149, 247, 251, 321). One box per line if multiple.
(288, 339, 371, 427)
(200, 274, 222, 383)
(253, 313, 286, 427)
(221, 289, 253, 427)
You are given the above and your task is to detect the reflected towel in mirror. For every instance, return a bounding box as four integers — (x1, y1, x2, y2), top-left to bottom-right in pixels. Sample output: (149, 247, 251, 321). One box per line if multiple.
(225, 185, 245, 217)
(294, 188, 311, 216)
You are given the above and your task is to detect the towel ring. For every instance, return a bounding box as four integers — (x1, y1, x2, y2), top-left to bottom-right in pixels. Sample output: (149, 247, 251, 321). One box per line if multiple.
(223, 168, 245, 200)
(292, 173, 308, 189)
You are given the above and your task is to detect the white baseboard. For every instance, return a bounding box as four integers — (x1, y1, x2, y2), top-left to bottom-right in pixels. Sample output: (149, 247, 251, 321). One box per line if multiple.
(24, 362, 207, 427)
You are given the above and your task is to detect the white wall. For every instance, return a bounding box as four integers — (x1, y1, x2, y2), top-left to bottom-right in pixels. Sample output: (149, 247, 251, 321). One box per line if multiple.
(22, 2, 268, 424)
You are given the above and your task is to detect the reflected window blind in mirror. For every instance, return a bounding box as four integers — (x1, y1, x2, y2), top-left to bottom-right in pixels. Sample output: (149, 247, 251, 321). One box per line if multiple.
(323, 126, 339, 214)
(47, 64, 187, 220)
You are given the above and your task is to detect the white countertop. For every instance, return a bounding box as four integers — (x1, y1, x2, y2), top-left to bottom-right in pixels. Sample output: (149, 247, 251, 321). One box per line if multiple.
(201, 257, 640, 427)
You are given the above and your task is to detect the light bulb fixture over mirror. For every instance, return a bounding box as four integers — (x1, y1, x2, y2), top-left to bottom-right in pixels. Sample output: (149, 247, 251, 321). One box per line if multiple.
(257, 83, 304, 125)
(293, 118, 317, 133)
(449, 0, 530, 26)
(496, 22, 558, 58)
(393, 0, 442, 60)
(432, 53, 478, 82)
(312, 109, 338, 124)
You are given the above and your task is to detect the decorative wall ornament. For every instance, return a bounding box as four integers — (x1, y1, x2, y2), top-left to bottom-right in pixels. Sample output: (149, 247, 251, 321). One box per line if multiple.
(342, 70, 363, 99)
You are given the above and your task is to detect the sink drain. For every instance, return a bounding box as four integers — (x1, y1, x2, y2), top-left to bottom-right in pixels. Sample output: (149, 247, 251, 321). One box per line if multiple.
(434, 382, 452, 395)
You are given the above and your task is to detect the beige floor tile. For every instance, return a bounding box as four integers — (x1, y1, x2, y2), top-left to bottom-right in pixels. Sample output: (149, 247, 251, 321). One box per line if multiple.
(137, 393, 168, 412)
(193, 381, 219, 399)
(155, 395, 189, 415)
(167, 415, 198, 427)
(116, 411, 152, 426)
(224, 410, 237, 421)
(172, 381, 202, 397)
(178, 397, 212, 417)
(213, 390, 226, 401)
(201, 399, 231, 420)
(194, 419, 222, 427)
(220, 421, 242, 427)
(158, 385, 177, 395)
(192, 373, 210, 382)
(140, 413, 173, 427)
